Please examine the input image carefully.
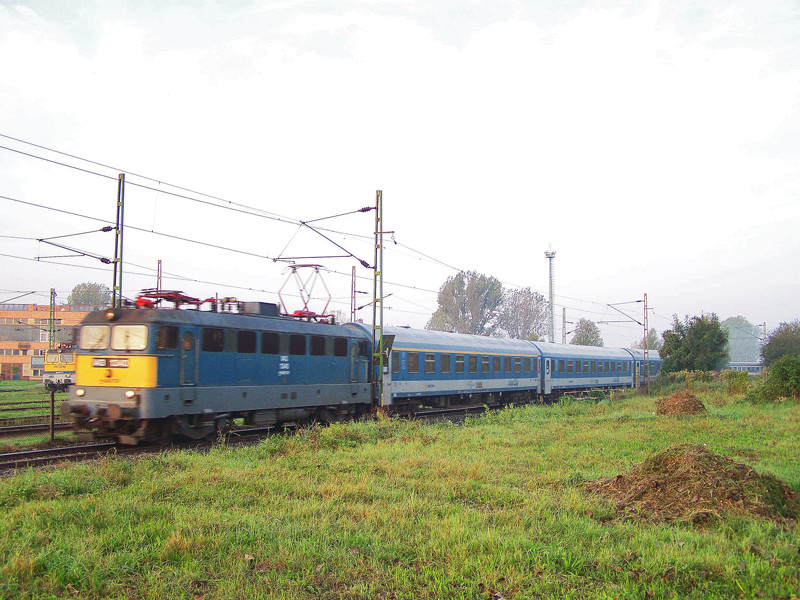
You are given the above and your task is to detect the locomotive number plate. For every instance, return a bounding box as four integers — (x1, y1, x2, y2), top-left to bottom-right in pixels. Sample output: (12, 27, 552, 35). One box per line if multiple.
(92, 358, 130, 368)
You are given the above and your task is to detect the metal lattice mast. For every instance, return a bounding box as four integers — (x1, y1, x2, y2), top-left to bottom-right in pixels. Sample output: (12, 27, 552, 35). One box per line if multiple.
(644, 292, 649, 391)
(112, 174, 125, 308)
(48, 288, 56, 349)
(545, 249, 556, 342)
(371, 191, 385, 406)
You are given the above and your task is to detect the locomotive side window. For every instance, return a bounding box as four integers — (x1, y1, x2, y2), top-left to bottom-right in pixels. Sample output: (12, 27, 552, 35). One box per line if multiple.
(407, 352, 419, 373)
(156, 326, 179, 350)
(310, 336, 325, 356)
(392, 351, 399, 374)
(202, 328, 224, 352)
(80, 325, 110, 350)
(225, 330, 237, 352)
(492, 356, 500, 373)
(237, 330, 257, 353)
(440, 354, 451, 373)
(333, 337, 348, 357)
(290, 335, 306, 356)
(481, 356, 490, 373)
(261, 332, 280, 354)
(455, 355, 465, 373)
(424, 353, 436, 373)
(504, 357, 511, 373)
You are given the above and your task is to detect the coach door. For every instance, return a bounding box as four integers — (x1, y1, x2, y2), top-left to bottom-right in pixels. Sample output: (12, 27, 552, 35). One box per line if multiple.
(180, 331, 197, 405)
(543, 358, 552, 395)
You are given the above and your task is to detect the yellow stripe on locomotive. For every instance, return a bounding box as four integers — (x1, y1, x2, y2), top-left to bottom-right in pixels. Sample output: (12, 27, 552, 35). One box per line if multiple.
(75, 355, 158, 388)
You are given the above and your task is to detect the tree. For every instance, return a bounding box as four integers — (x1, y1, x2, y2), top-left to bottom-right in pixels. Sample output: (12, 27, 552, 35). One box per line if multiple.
(497, 287, 549, 341)
(721, 316, 761, 363)
(67, 282, 111, 306)
(660, 313, 729, 373)
(426, 271, 503, 335)
(569, 318, 603, 346)
(632, 328, 663, 351)
(761, 320, 800, 367)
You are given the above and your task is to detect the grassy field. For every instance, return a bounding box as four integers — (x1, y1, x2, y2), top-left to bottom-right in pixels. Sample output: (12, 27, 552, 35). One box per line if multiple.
(0, 389, 798, 599)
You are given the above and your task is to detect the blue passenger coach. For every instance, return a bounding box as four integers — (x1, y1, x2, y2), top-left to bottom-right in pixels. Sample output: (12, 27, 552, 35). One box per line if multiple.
(530, 342, 635, 395)
(382, 327, 542, 411)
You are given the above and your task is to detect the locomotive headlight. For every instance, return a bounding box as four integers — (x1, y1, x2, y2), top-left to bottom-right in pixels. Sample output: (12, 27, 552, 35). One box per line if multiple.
(105, 308, 121, 321)
(75, 388, 85, 397)
(124, 390, 136, 399)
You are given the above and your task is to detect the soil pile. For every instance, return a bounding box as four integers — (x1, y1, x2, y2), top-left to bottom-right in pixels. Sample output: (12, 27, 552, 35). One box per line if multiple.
(583, 444, 799, 524)
(655, 390, 707, 415)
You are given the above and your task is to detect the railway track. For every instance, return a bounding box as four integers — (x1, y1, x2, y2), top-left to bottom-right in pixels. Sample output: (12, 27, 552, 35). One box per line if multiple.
(0, 422, 71, 438)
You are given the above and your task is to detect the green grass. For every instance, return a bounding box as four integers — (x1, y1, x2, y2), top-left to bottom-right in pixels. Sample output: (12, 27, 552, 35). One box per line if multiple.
(0, 391, 798, 599)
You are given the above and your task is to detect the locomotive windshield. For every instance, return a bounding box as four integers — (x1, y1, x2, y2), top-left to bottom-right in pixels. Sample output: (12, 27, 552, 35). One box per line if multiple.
(60, 353, 74, 363)
(45, 351, 59, 363)
(80, 325, 110, 350)
(111, 325, 148, 351)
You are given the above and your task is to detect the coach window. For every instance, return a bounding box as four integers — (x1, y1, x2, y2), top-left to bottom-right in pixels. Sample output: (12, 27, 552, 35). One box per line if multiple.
(440, 354, 451, 373)
(290, 335, 306, 356)
(504, 357, 512, 373)
(524, 357, 531, 372)
(156, 326, 179, 350)
(392, 351, 399, 374)
(514, 357, 522, 373)
(237, 330, 257, 354)
(492, 356, 500, 373)
(558, 359, 565, 373)
(468, 355, 478, 374)
(533, 359, 538, 374)
(202, 328, 224, 352)
(455, 355, 465, 373)
(261, 332, 280, 354)
(407, 352, 420, 373)
(591, 361, 596, 374)
(425, 353, 436, 373)
(481, 356, 490, 373)
(584, 360, 589, 373)
(333, 337, 348, 357)
(359, 341, 370, 358)
(575, 361, 582, 374)
(567, 360, 574, 374)
(310, 335, 325, 356)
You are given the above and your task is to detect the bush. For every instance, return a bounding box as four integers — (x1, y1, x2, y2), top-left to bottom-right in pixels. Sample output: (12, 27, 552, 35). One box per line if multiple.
(745, 355, 800, 403)
(720, 370, 749, 394)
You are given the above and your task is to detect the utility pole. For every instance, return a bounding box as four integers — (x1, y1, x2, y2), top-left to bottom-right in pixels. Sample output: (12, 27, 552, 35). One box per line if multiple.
(643, 293, 649, 392)
(371, 191, 385, 407)
(545, 249, 556, 343)
(112, 173, 125, 308)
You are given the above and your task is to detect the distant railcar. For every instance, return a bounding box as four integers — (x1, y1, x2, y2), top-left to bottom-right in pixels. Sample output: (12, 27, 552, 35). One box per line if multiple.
(43, 345, 76, 392)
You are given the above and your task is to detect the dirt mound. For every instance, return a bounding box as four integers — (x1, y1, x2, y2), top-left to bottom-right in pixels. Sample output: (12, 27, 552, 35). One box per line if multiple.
(655, 390, 707, 415)
(583, 444, 799, 525)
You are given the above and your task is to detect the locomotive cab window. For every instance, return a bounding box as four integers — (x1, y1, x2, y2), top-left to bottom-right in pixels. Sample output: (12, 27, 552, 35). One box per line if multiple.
(111, 325, 148, 351)
(237, 330, 257, 353)
(60, 352, 74, 363)
(79, 325, 110, 350)
(156, 325, 179, 350)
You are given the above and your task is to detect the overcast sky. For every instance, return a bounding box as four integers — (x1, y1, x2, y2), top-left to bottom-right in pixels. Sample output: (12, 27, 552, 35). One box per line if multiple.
(1, 0, 798, 347)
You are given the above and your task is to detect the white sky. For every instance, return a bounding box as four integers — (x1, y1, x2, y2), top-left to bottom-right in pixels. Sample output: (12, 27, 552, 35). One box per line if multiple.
(1, 0, 798, 347)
